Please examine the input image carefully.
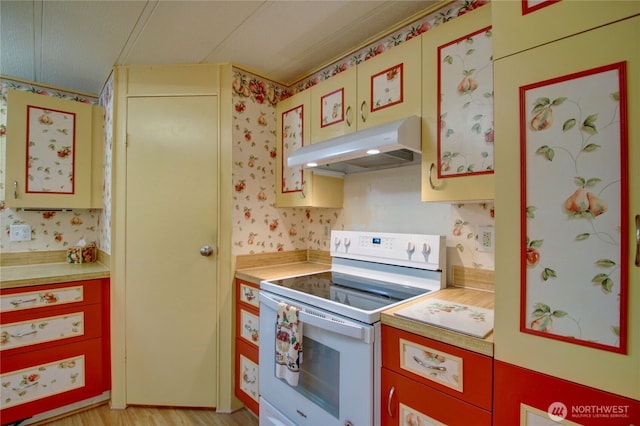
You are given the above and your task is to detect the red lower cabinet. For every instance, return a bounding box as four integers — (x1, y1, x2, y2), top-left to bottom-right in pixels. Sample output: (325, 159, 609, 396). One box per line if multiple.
(494, 360, 639, 425)
(234, 278, 260, 416)
(382, 367, 492, 425)
(0, 279, 110, 424)
(381, 325, 492, 425)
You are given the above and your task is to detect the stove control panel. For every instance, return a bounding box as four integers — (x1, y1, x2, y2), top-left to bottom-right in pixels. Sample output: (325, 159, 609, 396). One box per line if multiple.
(331, 230, 445, 271)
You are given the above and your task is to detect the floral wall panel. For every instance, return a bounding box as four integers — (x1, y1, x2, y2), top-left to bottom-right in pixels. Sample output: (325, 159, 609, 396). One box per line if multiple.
(26, 106, 76, 194)
(521, 62, 628, 352)
(231, 69, 341, 254)
(0, 79, 101, 253)
(371, 64, 403, 111)
(521, 0, 560, 15)
(438, 26, 494, 177)
(321, 89, 344, 128)
(450, 202, 495, 270)
(281, 105, 304, 193)
(98, 72, 114, 254)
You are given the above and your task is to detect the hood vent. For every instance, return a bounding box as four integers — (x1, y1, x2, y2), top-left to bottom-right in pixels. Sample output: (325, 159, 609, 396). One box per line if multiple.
(287, 115, 421, 175)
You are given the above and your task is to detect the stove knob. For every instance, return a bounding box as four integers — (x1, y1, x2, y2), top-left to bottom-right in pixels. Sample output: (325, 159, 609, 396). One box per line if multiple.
(407, 242, 415, 253)
(344, 237, 351, 248)
(422, 243, 431, 254)
(334, 237, 341, 247)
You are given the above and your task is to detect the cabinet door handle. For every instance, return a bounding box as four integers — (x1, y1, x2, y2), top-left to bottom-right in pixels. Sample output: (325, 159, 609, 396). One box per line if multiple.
(346, 105, 353, 127)
(360, 101, 367, 123)
(387, 386, 395, 418)
(635, 214, 639, 267)
(13, 180, 18, 199)
(428, 163, 439, 190)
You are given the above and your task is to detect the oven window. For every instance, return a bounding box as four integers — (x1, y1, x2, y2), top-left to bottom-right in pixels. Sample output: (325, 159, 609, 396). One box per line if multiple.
(279, 335, 340, 418)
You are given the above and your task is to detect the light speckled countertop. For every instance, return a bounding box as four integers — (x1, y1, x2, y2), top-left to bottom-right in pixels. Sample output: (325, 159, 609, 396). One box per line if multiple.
(235, 262, 331, 285)
(0, 262, 110, 289)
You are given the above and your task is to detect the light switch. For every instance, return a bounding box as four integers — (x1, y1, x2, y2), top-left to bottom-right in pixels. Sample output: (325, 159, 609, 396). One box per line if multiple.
(9, 224, 32, 242)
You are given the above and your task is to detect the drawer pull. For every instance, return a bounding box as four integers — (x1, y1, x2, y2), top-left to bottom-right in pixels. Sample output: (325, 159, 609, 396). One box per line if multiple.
(242, 372, 256, 384)
(13, 381, 39, 392)
(10, 330, 38, 338)
(243, 288, 256, 301)
(387, 386, 395, 418)
(413, 355, 446, 371)
(10, 298, 38, 306)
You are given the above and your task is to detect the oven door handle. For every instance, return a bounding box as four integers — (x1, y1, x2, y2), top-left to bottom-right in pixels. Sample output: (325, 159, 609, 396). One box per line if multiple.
(260, 292, 369, 342)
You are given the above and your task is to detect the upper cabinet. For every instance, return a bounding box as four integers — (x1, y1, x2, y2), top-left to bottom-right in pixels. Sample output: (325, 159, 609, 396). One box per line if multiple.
(355, 36, 422, 130)
(310, 67, 357, 144)
(6, 90, 104, 209)
(421, 4, 494, 203)
(493, 15, 639, 401)
(492, 0, 640, 60)
(310, 36, 422, 143)
(275, 91, 344, 208)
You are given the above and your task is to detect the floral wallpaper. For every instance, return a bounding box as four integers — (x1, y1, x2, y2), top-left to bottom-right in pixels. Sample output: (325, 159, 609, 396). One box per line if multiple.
(0, 78, 103, 253)
(1, 0, 493, 278)
(438, 26, 494, 177)
(521, 63, 626, 351)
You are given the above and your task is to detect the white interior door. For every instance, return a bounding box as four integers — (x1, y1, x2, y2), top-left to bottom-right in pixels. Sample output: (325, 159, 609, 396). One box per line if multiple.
(125, 95, 218, 407)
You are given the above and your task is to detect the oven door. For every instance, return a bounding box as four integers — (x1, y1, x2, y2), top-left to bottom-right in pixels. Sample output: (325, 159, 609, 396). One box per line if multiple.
(259, 290, 377, 426)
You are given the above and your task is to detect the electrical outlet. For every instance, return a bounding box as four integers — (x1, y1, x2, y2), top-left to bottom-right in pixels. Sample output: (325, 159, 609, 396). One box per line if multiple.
(323, 225, 330, 239)
(477, 226, 494, 253)
(10, 224, 32, 242)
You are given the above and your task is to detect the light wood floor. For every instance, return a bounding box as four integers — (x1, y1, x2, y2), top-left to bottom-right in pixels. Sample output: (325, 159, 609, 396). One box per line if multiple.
(32, 403, 259, 426)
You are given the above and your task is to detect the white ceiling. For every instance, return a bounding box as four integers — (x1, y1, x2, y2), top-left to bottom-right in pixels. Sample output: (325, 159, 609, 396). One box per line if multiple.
(0, 0, 440, 95)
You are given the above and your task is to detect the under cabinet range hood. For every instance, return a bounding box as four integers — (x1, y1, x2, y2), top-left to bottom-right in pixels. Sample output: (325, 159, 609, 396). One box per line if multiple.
(287, 115, 421, 175)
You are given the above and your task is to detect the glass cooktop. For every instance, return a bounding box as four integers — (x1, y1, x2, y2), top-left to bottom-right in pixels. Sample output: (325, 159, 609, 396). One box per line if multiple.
(265, 271, 431, 313)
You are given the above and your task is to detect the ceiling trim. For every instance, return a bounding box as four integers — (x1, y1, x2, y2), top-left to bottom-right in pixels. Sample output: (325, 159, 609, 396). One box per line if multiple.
(0, 73, 99, 98)
(285, 0, 454, 87)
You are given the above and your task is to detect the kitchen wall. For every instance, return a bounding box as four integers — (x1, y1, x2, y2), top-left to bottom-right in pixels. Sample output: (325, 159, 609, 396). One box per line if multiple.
(1, 0, 494, 275)
(0, 78, 106, 253)
(231, 0, 495, 276)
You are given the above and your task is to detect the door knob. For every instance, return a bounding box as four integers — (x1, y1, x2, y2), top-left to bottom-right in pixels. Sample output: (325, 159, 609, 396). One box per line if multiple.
(200, 245, 214, 257)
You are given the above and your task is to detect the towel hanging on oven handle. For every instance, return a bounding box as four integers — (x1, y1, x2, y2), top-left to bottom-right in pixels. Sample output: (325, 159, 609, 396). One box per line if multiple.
(260, 291, 371, 342)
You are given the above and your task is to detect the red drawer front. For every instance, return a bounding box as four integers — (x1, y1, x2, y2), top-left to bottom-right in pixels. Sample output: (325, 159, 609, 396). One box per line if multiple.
(236, 279, 260, 308)
(235, 302, 259, 348)
(381, 367, 492, 426)
(494, 360, 640, 425)
(1, 338, 104, 424)
(1, 279, 104, 311)
(1, 303, 102, 356)
(382, 325, 493, 411)
(235, 338, 259, 416)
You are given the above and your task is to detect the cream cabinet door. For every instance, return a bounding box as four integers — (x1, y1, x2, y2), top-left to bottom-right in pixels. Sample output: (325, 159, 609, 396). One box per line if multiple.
(356, 35, 422, 130)
(494, 16, 640, 400)
(5, 89, 101, 209)
(275, 91, 343, 208)
(492, 0, 640, 60)
(421, 4, 494, 203)
(310, 67, 357, 143)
